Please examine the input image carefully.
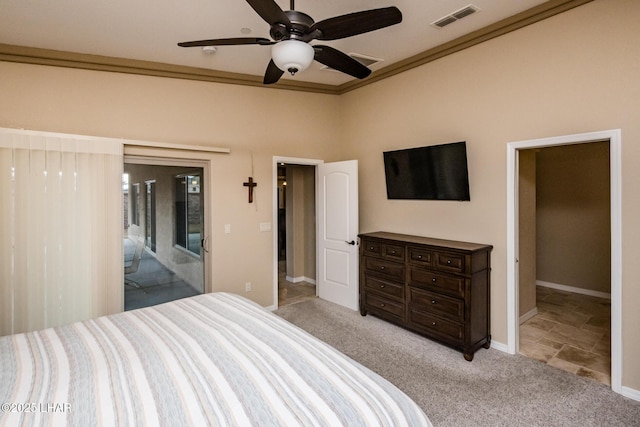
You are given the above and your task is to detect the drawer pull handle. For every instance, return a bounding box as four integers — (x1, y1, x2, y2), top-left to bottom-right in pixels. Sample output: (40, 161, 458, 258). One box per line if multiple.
(380, 266, 385, 270)
(369, 246, 374, 250)
(380, 303, 386, 307)
(417, 255, 422, 259)
(432, 277, 437, 282)
(447, 260, 452, 264)
(380, 284, 385, 288)
(431, 300, 437, 304)
(432, 322, 437, 326)
(391, 250, 396, 254)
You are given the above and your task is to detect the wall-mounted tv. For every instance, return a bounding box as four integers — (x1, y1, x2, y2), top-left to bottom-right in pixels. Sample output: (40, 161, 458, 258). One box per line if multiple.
(383, 141, 470, 201)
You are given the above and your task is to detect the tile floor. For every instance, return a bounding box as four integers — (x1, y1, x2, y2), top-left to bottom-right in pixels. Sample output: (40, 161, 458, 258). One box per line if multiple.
(519, 286, 611, 385)
(278, 261, 317, 307)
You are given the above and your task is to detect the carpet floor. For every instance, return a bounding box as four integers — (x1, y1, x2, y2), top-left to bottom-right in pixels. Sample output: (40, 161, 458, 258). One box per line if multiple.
(275, 298, 640, 427)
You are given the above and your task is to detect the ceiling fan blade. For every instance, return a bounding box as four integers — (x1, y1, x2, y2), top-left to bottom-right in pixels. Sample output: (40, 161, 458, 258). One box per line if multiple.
(309, 7, 402, 41)
(245, 0, 291, 26)
(264, 59, 284, 84)
(313, 45, 371, 79)
(178, 37, 273, 47)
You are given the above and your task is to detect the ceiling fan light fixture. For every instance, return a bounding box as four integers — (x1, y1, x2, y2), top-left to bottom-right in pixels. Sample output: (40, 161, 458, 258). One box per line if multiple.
(271, 40, 314, 76)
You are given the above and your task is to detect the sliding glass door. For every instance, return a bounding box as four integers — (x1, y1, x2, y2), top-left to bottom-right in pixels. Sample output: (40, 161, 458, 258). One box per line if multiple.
(124, 161, 207, 311)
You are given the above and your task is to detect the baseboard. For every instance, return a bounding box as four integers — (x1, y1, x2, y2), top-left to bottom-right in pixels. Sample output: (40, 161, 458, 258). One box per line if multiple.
(620, 385, 640, 402)
(285, 276, 317, 285)
(519, 307, 538, 324)
(536, 280, 611, 300)
(490, 340, 509, 354)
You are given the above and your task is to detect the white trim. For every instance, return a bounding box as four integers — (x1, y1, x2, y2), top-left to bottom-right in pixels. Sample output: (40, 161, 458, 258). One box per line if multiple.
(620, 386, 640, 402)
(272, 156, 324, 310)
(0, 127, 123, 155)
(536, 280, 611, 300)
(285, 276, 317, 285)
(506, 129, 622, 395)
(0, 127, 230, 153)
(519, 307, 538, 324)
(490, 340, 509, 353)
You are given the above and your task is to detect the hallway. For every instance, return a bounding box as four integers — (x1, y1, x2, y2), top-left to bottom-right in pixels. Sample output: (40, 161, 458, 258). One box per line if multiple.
(278, 260, 316, 307)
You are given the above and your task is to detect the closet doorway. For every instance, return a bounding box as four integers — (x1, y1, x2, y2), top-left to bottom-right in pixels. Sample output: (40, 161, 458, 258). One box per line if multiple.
(507, 129, 622, 394)
(517, 142, 611, 384)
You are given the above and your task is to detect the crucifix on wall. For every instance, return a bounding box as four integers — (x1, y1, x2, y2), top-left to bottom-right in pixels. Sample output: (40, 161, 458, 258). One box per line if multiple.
(243, 177, 257, 203)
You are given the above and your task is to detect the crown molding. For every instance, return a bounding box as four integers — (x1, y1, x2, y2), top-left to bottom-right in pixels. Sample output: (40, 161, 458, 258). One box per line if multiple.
(0, 44, 339, 94)
(0, 0, 592, 96)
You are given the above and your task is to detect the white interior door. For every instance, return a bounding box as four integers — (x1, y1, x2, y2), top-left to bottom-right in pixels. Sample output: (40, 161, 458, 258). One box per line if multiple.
(317, 160, 359, 310)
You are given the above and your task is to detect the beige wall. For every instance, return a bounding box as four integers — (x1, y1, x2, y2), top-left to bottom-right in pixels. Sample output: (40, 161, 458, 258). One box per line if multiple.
(340, 0, 640, 390)
(536, 142, 610, 293)
(1, 0, 639, 391)
(518, 150, 537, 319)
(0, 61, 343, 308)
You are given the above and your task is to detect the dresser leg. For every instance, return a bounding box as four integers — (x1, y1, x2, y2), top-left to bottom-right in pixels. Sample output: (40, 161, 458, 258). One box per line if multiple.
(463, 352, 474, 362)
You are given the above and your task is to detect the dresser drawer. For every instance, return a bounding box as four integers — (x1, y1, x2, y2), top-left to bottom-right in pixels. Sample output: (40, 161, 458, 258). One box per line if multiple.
(364, 257, 405, 281)
(364, 293, 405, 318)
(410, 288, 464, 322)
(362, 241, 382, 257)
(362, 240, 405, 262)
(408, 267, 464, 298)
(409, 309, 463, 342)
(408, 246, 432, 266)
(364, 275, 404, 300)
(434, 251, 465, 273)
(382, 244, 405, 261)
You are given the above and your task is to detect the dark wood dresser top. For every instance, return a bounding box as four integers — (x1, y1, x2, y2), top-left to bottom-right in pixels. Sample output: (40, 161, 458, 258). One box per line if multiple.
(358, 231, 493, 253)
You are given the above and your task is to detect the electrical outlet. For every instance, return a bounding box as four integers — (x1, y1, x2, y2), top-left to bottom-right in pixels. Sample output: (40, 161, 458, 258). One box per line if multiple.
(245, 282, 252, 292)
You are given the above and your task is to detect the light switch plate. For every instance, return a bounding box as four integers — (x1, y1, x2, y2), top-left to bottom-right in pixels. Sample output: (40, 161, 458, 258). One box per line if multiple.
(259, 222, 271, 232)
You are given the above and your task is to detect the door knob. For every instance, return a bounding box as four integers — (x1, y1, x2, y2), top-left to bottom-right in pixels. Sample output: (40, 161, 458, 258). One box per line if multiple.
(345, 240, 356, 245)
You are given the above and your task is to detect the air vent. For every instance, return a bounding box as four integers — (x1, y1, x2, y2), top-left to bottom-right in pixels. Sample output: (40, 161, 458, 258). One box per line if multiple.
(431, 4, 480, 28)
(321, 53, 382, 72)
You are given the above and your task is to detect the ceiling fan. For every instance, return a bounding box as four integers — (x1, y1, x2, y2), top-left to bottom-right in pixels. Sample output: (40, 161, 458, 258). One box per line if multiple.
(178, 0, 402, 84)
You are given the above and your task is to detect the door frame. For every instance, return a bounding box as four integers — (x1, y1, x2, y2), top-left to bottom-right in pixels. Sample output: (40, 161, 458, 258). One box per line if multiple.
(124, 152, 213, 294)
(506, 129, 622, 394)
(271, 156, 323, 310)
(144, 179, 157, 252)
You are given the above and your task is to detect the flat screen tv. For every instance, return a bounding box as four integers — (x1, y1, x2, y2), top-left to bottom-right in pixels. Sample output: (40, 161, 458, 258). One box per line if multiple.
(383, 141, 470, 201)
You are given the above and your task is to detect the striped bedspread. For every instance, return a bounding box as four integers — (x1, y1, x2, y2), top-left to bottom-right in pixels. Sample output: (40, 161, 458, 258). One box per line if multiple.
(0, 292, 431, 426)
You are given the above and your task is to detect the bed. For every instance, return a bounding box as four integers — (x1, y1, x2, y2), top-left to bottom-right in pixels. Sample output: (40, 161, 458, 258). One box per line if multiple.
(0, 292, 431, 426)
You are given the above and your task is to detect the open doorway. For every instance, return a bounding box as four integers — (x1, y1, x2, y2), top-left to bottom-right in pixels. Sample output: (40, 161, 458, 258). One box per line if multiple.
(123, 162, 206, 310)
(517, 142, 611, 385)
(271, 156, 360, 311)
(507, 129, 622, 394)
(277, 163, 317, 307)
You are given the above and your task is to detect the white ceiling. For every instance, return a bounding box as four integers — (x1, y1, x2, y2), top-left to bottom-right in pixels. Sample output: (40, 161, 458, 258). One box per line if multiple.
(0, 0, 548, 86)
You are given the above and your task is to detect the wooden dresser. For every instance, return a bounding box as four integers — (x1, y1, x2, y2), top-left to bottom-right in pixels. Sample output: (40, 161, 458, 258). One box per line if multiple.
(359, 232, 492, 361)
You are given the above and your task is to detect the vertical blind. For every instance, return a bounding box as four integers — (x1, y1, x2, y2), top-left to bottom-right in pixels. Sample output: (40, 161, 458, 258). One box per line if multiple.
(0, 128, 123, 336)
